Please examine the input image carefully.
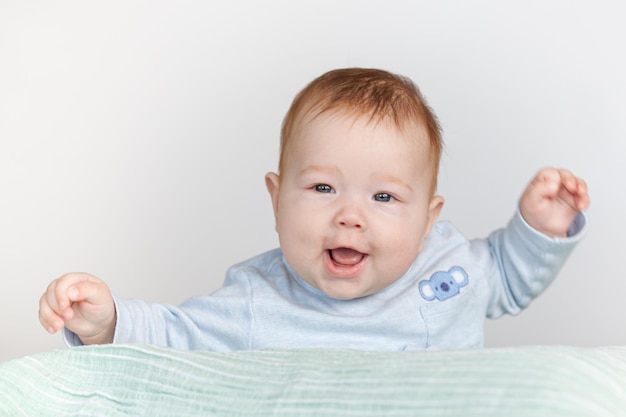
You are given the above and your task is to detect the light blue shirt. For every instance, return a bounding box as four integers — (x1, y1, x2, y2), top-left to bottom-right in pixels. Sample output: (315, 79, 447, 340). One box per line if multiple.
(66, 210, 587, 351)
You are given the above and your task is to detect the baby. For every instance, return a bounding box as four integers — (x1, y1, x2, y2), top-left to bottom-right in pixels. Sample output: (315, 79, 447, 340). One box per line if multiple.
(39, 68, 589, 350)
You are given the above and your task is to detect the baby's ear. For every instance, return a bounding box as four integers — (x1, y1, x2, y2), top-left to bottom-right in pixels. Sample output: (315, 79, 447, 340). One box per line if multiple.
(265, 172, 281, 230)
(418, 195, 444, 251)
(428, 195, 444, 222)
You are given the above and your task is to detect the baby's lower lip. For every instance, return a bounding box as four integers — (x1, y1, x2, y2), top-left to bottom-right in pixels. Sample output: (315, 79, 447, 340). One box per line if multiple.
(324, 250, 368, 278)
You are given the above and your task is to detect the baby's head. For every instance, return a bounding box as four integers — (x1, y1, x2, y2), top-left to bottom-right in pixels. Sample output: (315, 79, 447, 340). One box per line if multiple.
(279, 68, 442, 195)
(266, 68, 445, 300)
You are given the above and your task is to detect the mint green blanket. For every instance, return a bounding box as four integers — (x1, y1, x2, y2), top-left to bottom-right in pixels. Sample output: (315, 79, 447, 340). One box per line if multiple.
(1, 345, 625, 416)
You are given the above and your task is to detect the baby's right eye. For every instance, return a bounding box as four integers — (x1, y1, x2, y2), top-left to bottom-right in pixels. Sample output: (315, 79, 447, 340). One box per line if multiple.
(314, 184, 334, 193)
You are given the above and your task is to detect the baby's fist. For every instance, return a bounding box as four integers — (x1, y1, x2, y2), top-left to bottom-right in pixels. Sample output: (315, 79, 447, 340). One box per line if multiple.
(520, 168, 589, 238)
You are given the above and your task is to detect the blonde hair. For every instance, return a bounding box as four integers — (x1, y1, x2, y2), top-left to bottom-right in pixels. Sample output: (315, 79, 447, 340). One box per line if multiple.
(279, 68, 443, 194)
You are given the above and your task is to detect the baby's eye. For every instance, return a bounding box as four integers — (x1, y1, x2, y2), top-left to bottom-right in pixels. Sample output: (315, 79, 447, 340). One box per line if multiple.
(314, 184, 334, 193)
(374, 193, 393, 202)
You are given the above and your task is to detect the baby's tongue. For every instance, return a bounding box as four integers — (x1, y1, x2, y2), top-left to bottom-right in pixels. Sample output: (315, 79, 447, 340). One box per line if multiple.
(330, 248, 364, 265)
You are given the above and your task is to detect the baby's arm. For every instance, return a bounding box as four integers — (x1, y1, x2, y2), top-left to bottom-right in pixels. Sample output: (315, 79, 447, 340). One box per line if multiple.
(39, 273, 116, 345)
(482, 167, 589, 318)
(519, 168, 589, 237)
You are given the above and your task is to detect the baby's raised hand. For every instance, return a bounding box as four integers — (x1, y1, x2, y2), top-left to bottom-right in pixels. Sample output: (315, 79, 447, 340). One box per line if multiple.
(39, 272, 116, 345)
(519, 168, 590, 238)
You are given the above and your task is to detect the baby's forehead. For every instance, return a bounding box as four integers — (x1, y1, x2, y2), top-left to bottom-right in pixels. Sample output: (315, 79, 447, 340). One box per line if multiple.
(284, 110, 433, 170)
(296, 108, 431, 146)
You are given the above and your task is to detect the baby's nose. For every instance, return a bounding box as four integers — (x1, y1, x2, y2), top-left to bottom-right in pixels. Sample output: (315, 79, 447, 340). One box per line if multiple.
(334, 204, 367, 230)
(339, 218, 363, 229)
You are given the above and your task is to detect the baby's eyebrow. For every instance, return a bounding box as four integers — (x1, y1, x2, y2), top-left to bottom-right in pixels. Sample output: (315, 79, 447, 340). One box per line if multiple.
(369, 173, 414, 193)
(296, 164, 342, 178)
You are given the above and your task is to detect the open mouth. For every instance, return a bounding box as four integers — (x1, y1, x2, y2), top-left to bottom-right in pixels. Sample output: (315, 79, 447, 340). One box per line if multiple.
(325, 247, 368, 277)
(329, 248, 366, 265)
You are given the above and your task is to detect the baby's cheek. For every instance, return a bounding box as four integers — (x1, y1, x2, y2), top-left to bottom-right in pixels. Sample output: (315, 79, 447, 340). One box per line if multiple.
(382, 237, 421, 276)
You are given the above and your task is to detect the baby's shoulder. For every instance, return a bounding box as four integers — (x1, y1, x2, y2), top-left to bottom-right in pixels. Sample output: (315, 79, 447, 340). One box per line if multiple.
(428, 220, 469, 246)
(224, 248, 286, 283)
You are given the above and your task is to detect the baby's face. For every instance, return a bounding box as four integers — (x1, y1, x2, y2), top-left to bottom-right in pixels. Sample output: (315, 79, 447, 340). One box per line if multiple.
(266, 112, 443, 300)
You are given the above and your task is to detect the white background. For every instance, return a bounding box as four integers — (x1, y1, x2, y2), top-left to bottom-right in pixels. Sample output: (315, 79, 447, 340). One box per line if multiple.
(1, 1, 624, 362)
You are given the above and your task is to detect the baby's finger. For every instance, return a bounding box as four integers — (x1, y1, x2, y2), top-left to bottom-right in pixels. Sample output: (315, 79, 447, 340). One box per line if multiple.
(40, 279, 74, 328)
(68, 277, 109, 307)
(556, 169, 578, 194)
(556, 169, 590, 210)
(38, 297, 65, 334)
(529, 167, 561, 200)
(53, 273, 95, 311)
(574, 178, 590, 210)
(42, 278, 65, 314)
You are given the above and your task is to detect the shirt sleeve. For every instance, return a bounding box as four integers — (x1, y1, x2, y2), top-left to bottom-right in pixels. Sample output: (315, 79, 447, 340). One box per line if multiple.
(64, 266, 255, 351)
(479, 209, 587, 318)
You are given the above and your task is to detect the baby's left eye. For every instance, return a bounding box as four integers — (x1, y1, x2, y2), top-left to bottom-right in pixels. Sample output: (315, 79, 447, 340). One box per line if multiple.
(314, 184, 334, 193)
(373, 193, 393, 202)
